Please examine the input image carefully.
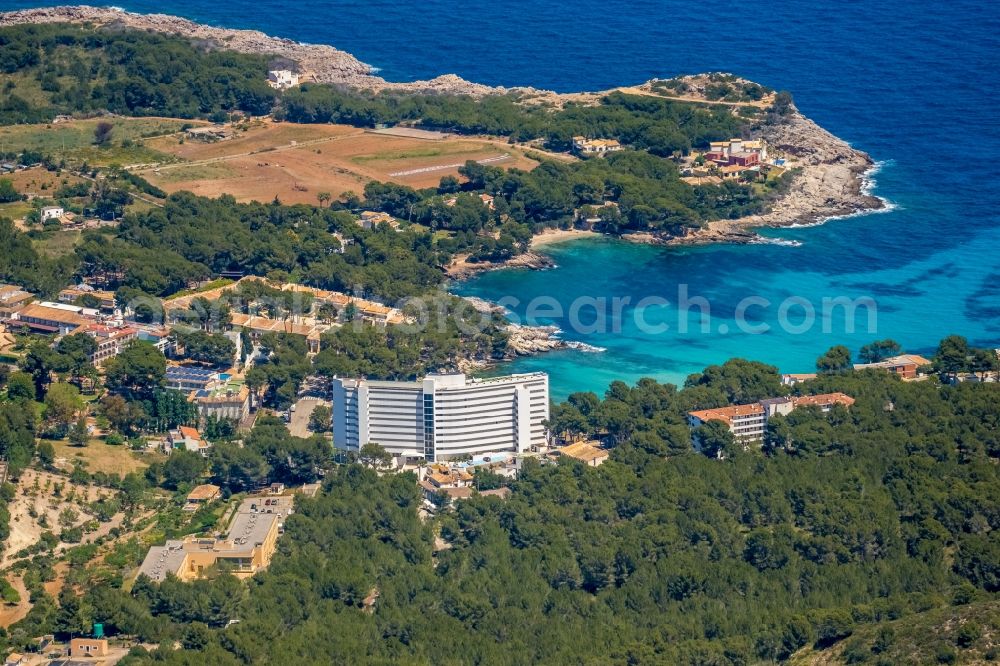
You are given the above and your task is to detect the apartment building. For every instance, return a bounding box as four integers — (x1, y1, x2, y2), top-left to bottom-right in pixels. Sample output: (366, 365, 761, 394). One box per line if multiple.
(688, 392, 855, 446)
(332, 372, 550, 462)
(84, 324, 138, 366)
(688, 402, 768, 443)
(194, 380, 251, 422)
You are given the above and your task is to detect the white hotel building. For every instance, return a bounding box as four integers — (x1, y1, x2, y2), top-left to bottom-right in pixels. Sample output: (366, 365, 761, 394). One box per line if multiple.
(331, 373, 550, 462)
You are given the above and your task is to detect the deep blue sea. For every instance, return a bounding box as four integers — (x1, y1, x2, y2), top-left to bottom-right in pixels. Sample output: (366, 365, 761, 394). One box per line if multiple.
(5, 0, 999, 399)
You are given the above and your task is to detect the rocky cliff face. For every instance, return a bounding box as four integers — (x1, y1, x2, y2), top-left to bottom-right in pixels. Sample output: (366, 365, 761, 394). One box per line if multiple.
(446, 252, 556, 279)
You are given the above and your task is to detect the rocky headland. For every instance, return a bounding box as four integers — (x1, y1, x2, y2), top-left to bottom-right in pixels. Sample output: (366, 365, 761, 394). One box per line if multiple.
(458, 297, 604, 369)
(667, 108, 885, 246)
(445, 251, 555, 280)
(1, 6, 885, 251)
(0, 5, 500, 96)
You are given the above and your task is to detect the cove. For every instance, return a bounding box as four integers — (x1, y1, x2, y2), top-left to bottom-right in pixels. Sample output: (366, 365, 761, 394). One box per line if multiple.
(454, 162, 1000, 400)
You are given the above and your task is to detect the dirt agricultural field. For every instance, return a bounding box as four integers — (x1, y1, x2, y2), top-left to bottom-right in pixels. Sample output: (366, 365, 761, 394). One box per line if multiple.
(139, 120, 540, 204)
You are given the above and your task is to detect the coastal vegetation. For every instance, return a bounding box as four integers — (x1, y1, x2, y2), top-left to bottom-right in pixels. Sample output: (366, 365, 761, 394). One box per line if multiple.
(279, 87, 746, 156)
(1, 349, 996, 664)
(0, 23, 274, 124)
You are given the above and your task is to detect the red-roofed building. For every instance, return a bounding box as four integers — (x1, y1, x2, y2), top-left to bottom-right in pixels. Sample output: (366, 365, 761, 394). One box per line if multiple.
(854, 354, 933, 379)
(84, 324, 138, 365)
(169, 426, 211, 456)
(688, 392, 854, 449)
(10, 301, 97, 334)
(791, 392, 856, 410)
(688, 402, 767, 442)
(729, 152, 760, 167)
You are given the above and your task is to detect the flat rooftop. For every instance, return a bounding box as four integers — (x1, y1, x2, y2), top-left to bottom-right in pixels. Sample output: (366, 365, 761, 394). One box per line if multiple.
(166, 366, 218, 380)
(138, 540, 188, 582)
(226, 505, 280, 549)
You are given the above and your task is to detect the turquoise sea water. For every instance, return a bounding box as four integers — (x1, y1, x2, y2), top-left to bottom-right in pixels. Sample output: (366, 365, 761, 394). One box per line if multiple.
(4, 0, 998, 399)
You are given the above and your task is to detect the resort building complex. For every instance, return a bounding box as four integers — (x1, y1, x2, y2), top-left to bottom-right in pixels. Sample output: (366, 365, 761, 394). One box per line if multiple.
(704, 138, 768, 166)
(83, 324, 138, 366)
(332, 372, 550, 462)
(139, 495, 292, 582)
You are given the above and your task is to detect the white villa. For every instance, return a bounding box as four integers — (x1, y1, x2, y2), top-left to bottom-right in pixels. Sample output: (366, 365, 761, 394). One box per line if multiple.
(267, 70, 300, 90)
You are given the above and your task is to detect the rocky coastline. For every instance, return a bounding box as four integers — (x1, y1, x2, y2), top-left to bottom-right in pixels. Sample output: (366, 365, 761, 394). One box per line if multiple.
(665, 108, 885, 246)
(458, 297, 604, 371)
(2, 6, 885, 250)
(445, 251, 555, 280)
(0, 5, 500, 96)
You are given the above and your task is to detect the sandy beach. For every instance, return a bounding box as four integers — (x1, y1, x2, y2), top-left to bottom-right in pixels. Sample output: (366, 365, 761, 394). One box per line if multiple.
(530, 228, 602, 248)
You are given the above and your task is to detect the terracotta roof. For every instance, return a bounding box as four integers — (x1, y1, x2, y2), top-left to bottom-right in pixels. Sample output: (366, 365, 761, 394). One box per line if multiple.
(178, 426, 202, 441)
(688, 402, 764, 425)
(558, 441, 609, 463)
(575, 137, 621, 148)
(0, 285, 33, 304)
(791, 392, 855, 408)
(187, 484, 221, 501)
(361, 302, 392, 316)
(230, 312, 321, 338)
(427, 468, 473, 487)
(419, 481, 474, 500)
(856, 354, 933, 370)
(84, 323, 137, 339)
(14, 302, 93, 327)
(893, 354, 932, 367)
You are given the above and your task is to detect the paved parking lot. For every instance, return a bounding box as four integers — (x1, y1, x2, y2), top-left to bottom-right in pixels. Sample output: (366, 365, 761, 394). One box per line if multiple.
(287, 396, 329, 438)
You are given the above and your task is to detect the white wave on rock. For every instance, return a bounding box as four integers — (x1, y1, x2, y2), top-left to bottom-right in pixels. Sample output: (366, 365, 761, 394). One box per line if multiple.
(565, 341, 607, 353)
(749, 235, 803, 247)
